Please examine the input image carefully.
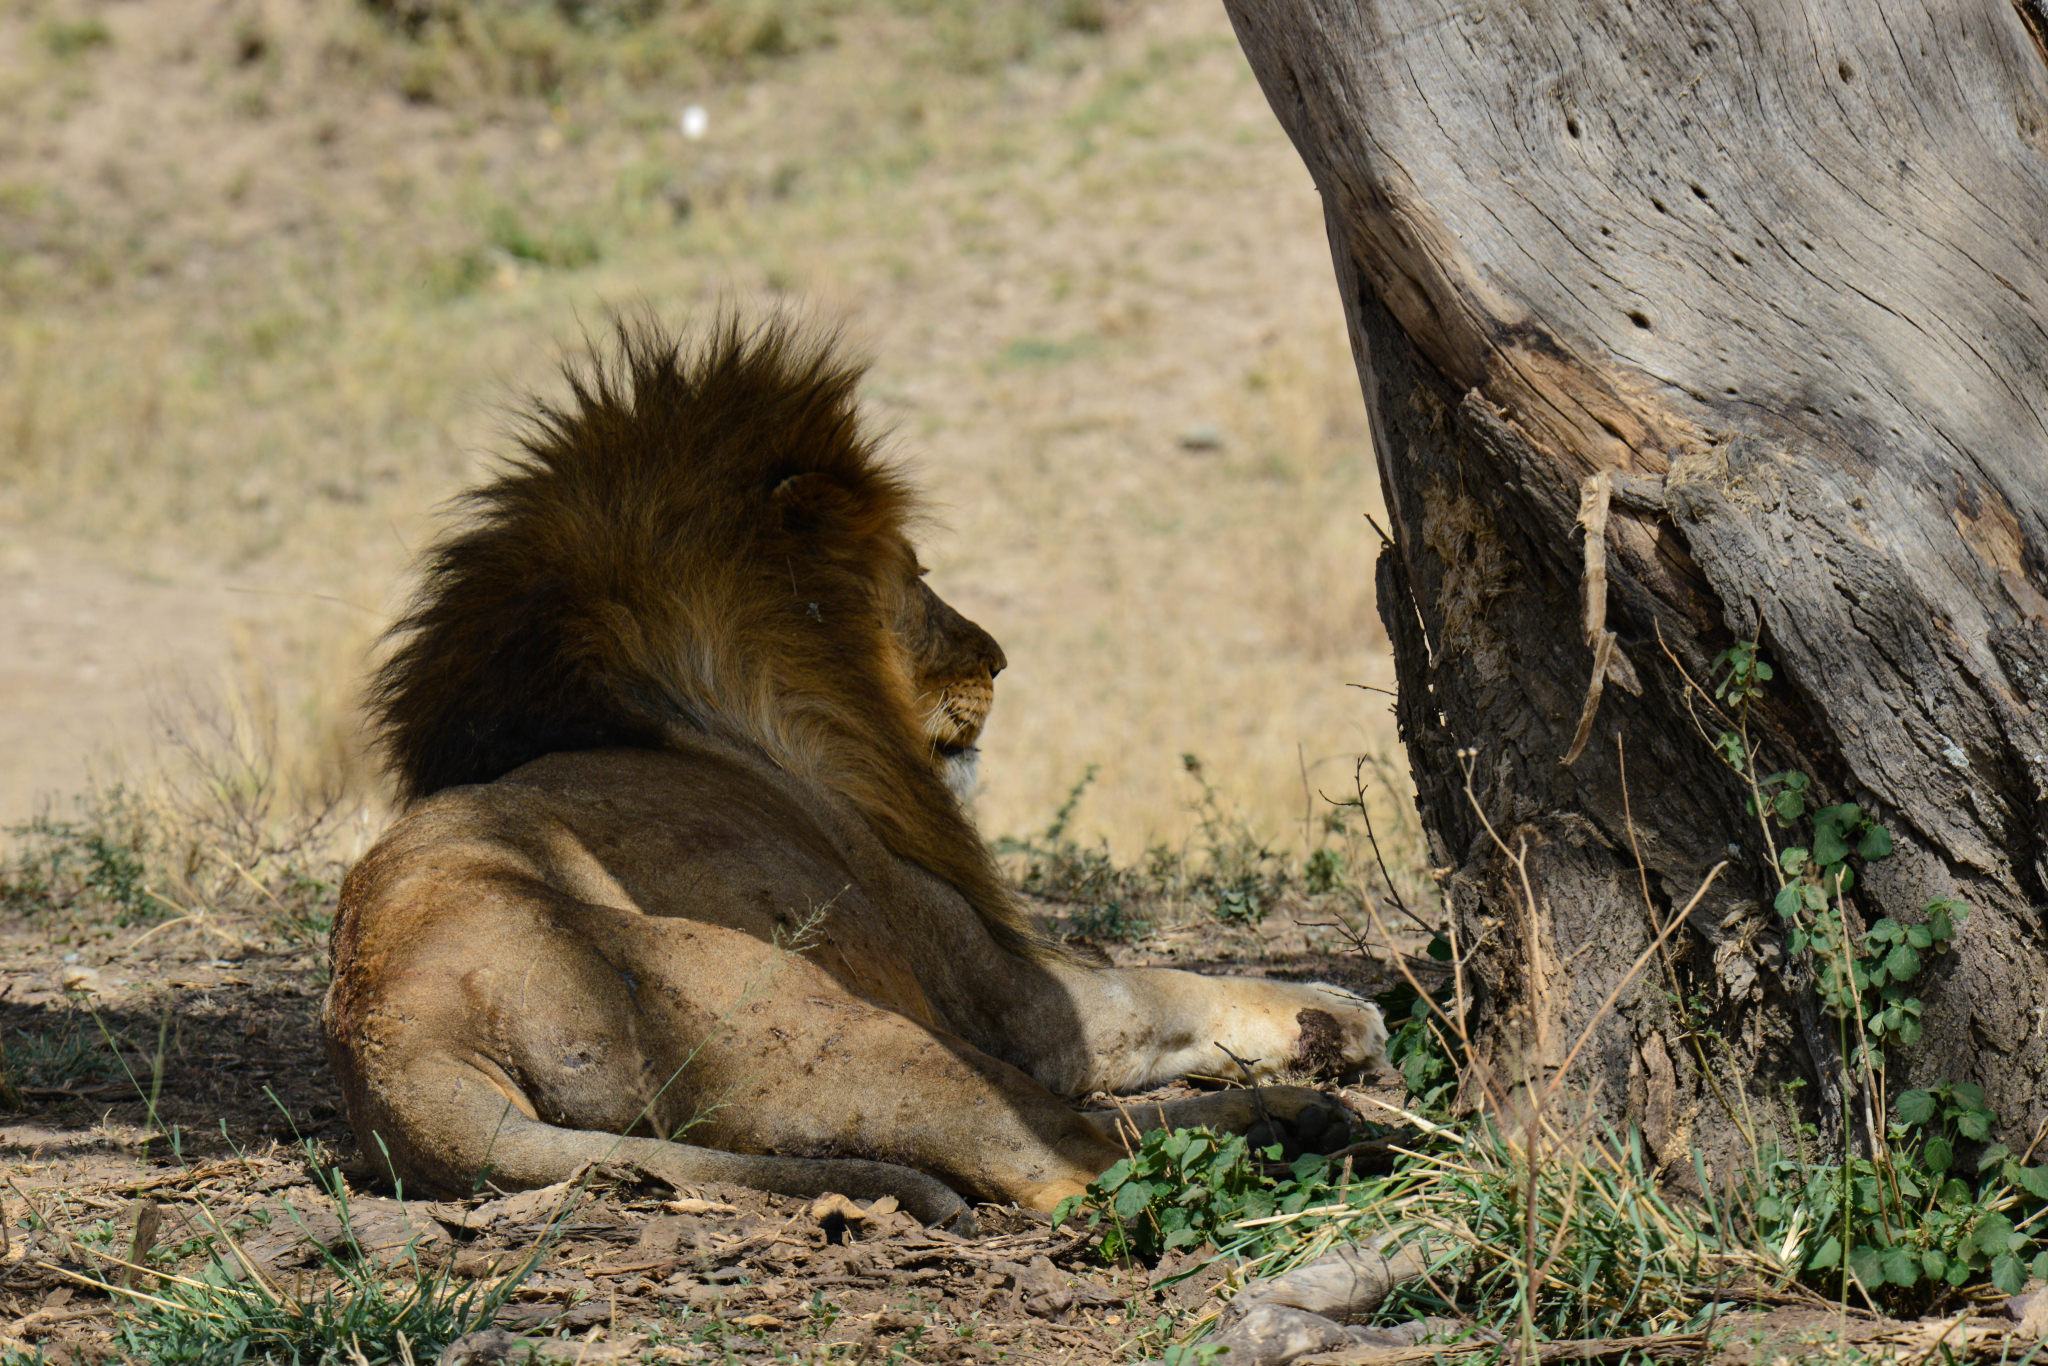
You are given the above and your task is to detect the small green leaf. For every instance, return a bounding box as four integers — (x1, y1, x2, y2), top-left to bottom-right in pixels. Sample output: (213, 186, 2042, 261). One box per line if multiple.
(1781, 846, 1812, 873)
(1803, 883, 1830, 911)
(1755, 661, 1774, 681)
(1924, 1136, 1953, 1173)
(1808, 1233, 1843, 1271)
(1952, 1082, 1987, 1109)
(1812, 825, 1850, 867)
(2013, 1165, 2048, 1201)
(1867, 918, 1902, 943)
(1884, 943, 1921, 982)
(2032, 1251, 2048, 1282)
(1774, 884, 1803, 917)
(1897, 1090, 1937, 1125)
(1957, 1111, 1992, 1141)
(1052, 1194, 1082, 1227)
(1905, 924, 1932, 949)
(1974, 1212, 2015, 1256)
(1921, 1248, 1949, 1281)
(1848, 1244, 1885, 1287)
(1992, 1253, 2026, 1296)
(1879, 1245, 1920, 1286)
(1858, 825, 1894, 859)
(1773, 790, 1805, 822)
(1787, 928, 1809, 954)
(1896, 1018, 1923, 1044)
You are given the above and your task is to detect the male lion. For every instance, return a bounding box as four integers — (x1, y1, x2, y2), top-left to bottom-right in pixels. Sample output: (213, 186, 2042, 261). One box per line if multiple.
(325, 318, 1388, 1233)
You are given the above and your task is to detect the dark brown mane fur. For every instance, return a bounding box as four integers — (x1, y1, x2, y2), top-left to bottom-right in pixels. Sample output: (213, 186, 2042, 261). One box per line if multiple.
(371, 314, 1051, 959)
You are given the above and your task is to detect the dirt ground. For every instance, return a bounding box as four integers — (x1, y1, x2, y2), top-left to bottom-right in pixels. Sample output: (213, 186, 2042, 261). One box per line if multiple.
(2, 897, 2039, 1365)
(0, 883, 1416, 1364)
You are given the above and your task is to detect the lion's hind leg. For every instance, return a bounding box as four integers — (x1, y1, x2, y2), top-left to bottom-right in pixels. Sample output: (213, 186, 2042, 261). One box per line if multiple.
(354, 1053, 978, 1233)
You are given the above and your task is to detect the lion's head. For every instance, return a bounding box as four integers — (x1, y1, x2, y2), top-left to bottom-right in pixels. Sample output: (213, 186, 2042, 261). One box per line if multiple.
(370, 315, 1035, 953)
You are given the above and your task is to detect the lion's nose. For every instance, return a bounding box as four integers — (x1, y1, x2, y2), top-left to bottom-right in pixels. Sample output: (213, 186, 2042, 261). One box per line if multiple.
(961, 616, 1006, 679)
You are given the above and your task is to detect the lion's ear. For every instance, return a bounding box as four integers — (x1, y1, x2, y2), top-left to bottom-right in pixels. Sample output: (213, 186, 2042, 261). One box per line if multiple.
(771, 471, 860, 536)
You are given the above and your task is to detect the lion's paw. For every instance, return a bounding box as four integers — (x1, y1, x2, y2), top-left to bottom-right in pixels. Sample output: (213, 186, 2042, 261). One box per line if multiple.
(1288, 987, 1389, 1078)
(1244, 1088, 1356, 1160)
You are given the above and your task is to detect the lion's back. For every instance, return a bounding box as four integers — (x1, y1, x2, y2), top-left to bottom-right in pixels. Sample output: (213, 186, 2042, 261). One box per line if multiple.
(335, 742, 943, 1021)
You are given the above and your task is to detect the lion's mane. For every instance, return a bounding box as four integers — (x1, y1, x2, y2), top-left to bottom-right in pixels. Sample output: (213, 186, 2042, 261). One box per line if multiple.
(369, 315, 1047, 958)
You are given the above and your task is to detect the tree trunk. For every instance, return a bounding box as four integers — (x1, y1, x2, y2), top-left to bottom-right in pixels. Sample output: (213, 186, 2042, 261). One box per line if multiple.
(1224, 0, 2048, 1177)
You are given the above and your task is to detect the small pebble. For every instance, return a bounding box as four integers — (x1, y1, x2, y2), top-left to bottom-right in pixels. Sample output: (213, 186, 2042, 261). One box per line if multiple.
(58, 965, 103, 994)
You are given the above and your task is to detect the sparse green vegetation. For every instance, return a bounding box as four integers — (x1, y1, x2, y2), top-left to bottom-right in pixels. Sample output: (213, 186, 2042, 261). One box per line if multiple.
(484, 204, 602, 270)
(996, 754, 1396, 938)
(113, 1167, 543, 1364)
(39, 17, 110, 58)
(2, 786, 159, 924)
(0, 1006, 127, 1095)
(1704, 642, 2048, 1312)
(1038, 654, 2048, 1360)
(0, 731, 344, 945)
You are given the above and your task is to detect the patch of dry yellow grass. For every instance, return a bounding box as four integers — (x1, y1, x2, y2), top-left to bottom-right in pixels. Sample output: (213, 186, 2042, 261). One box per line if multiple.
(0, 0, 1402, 858)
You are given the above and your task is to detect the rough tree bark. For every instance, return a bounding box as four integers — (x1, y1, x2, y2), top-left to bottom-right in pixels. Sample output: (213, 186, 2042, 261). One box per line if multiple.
(1224, 0, 2048, 1177)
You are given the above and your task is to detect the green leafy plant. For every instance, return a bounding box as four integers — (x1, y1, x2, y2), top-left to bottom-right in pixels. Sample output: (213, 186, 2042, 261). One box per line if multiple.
(1740, 1102, 2048, 1305)
(1178, 754, 1293, 925)
(1710, 639, 1773, 707)
(1702, 642, 2048, 1309)
(1377, 934, 1460, 1110)
(1711, 645, 1967, 1078)
(1303, 845, 1344, 894)
(1052, 1126, 1335, 1262)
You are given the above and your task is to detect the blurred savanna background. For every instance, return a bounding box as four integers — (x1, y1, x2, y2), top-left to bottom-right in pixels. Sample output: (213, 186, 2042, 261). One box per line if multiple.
(1, 0, 1401, 875)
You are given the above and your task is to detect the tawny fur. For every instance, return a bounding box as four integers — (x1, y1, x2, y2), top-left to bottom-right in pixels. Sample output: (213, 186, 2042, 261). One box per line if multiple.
(328, 316, 1388, 1220)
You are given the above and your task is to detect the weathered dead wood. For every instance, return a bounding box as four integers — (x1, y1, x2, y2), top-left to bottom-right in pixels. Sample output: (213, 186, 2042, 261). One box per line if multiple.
(1226, 0, 2048, 1168)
